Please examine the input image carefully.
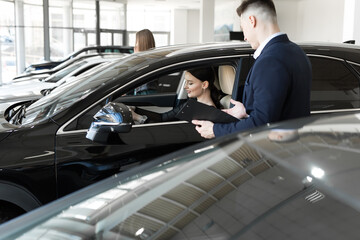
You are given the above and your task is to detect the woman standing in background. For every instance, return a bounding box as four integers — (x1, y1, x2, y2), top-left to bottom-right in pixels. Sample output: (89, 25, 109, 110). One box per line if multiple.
(134, 29, 155, 53)
(133, 29, 157, 95)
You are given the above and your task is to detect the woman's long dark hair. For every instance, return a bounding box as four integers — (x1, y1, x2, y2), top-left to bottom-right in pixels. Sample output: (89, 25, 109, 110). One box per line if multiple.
(187, 67, 222, 108)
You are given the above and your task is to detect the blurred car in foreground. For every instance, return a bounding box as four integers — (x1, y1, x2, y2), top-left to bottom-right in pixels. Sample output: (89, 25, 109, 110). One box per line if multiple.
(23, 45, 134, 73)
(0, 42, 359, 223)
(1, 111, 360, 239)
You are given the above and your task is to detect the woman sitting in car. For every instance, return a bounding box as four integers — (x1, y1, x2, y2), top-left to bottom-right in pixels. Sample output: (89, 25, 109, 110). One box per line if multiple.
(132, 67, 222, 124)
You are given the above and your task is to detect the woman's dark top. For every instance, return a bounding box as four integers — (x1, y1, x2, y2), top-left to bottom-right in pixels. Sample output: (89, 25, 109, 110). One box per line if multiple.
(160, 102, 187, 122)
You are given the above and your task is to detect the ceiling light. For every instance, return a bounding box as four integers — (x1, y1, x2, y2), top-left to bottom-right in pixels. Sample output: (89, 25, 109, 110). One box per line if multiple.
(311, 167, 325, 179)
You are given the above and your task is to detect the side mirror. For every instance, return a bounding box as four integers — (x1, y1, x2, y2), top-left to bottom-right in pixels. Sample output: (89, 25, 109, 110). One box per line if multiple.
(41, 88, 55, 96)
(86, 102, 133, 143)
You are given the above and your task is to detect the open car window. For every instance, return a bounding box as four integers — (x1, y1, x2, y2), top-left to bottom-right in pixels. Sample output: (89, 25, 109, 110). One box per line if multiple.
(66, 71, 185, 131)
(63, 57, 242, 131)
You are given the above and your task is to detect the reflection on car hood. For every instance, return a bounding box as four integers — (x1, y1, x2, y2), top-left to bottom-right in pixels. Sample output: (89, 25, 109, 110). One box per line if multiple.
(11, 73, 51, 83)
(0, 80, 56, 102)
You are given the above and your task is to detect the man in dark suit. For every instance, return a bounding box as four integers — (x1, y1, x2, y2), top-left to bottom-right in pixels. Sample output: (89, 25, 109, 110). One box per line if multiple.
(192, 0, 312, 139)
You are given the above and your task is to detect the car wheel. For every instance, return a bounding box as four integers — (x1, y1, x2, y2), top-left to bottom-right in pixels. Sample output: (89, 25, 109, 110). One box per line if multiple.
(0, 201, 26, 224)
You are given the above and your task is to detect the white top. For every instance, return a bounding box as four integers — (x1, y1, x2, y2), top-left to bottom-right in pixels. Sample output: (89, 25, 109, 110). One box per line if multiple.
(253, 32, 285, 59)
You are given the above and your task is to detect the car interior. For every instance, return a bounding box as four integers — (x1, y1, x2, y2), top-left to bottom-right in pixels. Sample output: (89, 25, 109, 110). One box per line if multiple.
(66, 59, 248, 132)
(124, 64, 238, 124)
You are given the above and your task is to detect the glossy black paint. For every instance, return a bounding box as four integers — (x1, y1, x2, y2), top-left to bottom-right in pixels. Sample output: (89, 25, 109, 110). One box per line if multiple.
(3, 111, 360, 239)
(0, 42, 360, 222)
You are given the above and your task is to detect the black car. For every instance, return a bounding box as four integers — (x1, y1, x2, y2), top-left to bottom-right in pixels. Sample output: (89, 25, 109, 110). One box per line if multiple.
(1, 111, 360, 239)
(0, 42, 360, 222)
(23, 45, 134, 73)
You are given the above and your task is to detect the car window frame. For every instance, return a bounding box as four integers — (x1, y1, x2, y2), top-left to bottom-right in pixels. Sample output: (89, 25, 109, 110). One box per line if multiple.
(307, 54, 360, 114)
(57, 55, 250, 136)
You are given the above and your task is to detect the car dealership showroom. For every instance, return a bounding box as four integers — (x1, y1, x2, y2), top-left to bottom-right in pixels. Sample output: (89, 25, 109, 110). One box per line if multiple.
(1, 0, 360, 239)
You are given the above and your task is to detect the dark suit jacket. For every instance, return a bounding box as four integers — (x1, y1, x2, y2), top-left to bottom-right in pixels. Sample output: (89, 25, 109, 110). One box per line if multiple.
(213, 34, 312, 137)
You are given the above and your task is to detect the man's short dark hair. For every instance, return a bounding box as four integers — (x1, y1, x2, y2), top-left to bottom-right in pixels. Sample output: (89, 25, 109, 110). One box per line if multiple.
(237, 0, 277, 17)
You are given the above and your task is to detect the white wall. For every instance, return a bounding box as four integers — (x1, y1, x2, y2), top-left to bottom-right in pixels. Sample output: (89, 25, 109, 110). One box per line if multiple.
(200, 0, 215, 42)
(295, 0, 345, 43)
(211, 0, 348, 44)
(343, 0, 360, 44)
(273, 0, 345, 43)
(172, 9, 188, 44)
(187, 10, 200, 43)
(274, 1, 300, 40)
(172, 0, 352, 45)
(171, 9, 200, 44)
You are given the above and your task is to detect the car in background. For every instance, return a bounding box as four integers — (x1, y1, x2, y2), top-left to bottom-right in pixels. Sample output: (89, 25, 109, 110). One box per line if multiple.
(0, 53, 126, 103)
(0, 42, 359, 223)
(1, 111, 360, 239)
(10, 51, 129, 83)
(23, 45, 134, 73)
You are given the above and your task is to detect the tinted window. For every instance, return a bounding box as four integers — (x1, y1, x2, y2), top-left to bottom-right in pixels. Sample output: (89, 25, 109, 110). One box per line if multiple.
(134, 72, 182, 95)
(350, 62, 360, 76)
(310, 56, 360, 111)
(156, 72, 182, 93)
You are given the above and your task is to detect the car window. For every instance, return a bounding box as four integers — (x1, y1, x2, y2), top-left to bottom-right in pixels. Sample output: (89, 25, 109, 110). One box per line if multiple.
(134, 72, 183, 95)
(70, 62, 237, 130)
(349, 62, 360, 76)
(64, 57, 240, 131)
(310, 56, 360, 111)
(68, 71, 184, 131)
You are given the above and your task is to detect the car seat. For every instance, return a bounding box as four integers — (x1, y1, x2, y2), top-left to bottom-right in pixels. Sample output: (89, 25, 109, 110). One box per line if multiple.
(218, 65, 236, 109)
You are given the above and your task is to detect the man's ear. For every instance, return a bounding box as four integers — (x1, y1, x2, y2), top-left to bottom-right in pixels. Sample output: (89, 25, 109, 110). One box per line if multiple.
(249, 15, 256, 28)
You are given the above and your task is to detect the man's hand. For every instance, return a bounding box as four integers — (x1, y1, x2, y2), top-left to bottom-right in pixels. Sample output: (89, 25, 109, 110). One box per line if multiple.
(222, 99, 248, 119)
(192, 120, 215, 139)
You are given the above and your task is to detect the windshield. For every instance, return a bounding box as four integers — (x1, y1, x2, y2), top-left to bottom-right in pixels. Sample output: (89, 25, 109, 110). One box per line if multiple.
(44, 60, 88, 83)
(21, 55, 145, 125)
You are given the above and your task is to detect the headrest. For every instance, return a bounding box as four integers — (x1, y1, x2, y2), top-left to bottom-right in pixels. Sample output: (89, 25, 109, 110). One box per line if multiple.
(218, 65, 235, 95)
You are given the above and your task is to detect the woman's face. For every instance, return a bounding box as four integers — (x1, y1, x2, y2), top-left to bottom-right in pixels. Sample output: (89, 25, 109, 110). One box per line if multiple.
(184, 72, 206, 98)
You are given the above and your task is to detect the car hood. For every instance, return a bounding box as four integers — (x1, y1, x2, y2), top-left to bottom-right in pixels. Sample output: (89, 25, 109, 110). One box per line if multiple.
(0, 80, 56, 102)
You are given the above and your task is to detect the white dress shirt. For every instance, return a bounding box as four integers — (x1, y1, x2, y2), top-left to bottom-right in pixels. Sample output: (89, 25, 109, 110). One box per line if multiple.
(253, 32, 285, 59)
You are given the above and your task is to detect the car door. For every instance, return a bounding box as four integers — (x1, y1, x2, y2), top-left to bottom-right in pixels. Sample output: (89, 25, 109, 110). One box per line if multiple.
(307, 54, 360, 114)
(54, 58, 244, 197)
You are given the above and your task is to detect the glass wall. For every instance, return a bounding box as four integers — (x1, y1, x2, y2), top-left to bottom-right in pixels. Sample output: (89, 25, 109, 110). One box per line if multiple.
(0, 0, 16, 83)
(73, 0, 96, 51)
(100, 1, 126, 46)
(127, 7, 171, 47)
(23, 0, 44, 67)
(49, 0, 72, 60)
(0, 0, 171, 82)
